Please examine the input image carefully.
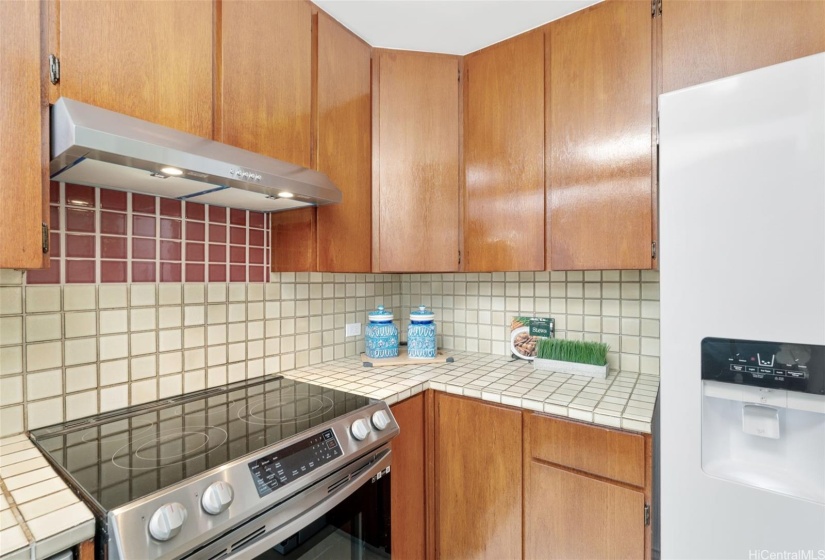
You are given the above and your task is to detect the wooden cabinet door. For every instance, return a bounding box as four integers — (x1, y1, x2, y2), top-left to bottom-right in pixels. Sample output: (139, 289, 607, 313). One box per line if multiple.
(434, 393, 521, 560)
(547, 1, 653, 270)
(525, 461, 645, 560)
(0, 0, 49, 269)
(219, 0, 311, 165)
(316, 13, 372, 272)
(58, 0, 213, 138)
(373, 51, 461, 273)
(464, 31, 545, 272)
(663, 0, 825, 93)
(390, 394, 427, 560)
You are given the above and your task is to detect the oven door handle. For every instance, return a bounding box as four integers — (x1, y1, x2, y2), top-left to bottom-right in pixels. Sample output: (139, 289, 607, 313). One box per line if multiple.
(226, 448, 392, 560)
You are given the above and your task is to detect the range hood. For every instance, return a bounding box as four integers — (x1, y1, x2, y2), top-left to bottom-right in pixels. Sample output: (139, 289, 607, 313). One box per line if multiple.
(49, 98, 342, 212)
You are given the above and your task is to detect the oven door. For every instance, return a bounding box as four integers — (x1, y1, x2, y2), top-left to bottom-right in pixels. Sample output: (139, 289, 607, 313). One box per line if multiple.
(187, 447, 392, 560)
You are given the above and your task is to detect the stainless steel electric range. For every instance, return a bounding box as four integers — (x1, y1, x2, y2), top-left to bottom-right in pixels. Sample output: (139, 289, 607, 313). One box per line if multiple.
(29, 376, 399, 560)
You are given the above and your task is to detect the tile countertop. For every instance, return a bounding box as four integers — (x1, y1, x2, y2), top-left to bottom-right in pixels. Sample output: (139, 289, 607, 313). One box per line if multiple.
(0, 435, 94, 560)
(283, 350, 659, 433)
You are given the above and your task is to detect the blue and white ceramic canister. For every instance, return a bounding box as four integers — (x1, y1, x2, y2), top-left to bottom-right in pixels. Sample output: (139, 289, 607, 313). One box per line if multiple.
(407, 305, 437, 359)
(365, 306, 399, 359)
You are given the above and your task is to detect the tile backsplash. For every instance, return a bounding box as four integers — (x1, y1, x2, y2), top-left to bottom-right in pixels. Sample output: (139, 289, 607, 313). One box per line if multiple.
(0, 186, 659, 437)
(398, 270, 660, 376)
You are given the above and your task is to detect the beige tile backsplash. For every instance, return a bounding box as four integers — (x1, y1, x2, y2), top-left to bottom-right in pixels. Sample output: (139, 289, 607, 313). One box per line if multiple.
(0, 268, 659, 436)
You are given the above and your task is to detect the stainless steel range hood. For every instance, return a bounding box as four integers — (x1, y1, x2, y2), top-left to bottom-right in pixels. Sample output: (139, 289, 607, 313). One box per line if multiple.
(49, 98, 342, 212)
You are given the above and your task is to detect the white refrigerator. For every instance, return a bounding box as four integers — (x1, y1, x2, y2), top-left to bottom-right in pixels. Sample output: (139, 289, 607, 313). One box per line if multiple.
(659, 53, 825, 559)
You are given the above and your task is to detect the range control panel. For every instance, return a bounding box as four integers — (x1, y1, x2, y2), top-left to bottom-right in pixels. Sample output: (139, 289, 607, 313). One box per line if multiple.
(702, 337, 825, 394)
(248, 428, 342, 497)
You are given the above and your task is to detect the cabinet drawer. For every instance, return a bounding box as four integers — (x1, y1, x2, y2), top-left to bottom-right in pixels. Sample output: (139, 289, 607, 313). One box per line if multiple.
(527, 413, 645, 487)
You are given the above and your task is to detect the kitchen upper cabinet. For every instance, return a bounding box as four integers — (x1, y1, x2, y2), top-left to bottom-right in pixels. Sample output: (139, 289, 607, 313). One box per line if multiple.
(434, 393, 522, 559)
(390, 394, 427, 560)
(219, 0, 312, 165)
(316, 12, 372, 272)
(373, 50, 461, 273)
(464, 31, 545, 272)
(57, 0, 213, 138)
(0, 0, 49, 269)
(547, 1, 654, 270)
(663, 0, 825, 93)
(523, 412, 652, 560)
(271, 207, 316, 273)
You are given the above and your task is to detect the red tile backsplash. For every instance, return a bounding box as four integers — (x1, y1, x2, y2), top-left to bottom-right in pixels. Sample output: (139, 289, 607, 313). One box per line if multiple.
(27, 260, 60, 284)
(132, 193, 157, 214)
(66, 260, 95, 283)
(65, 184, 95, 207)
(186, 242, 205, 262)
(132, 238, 156, 260)
(66, 209, 96, 233)
(186, 202, 205, 221)
(209, 206, 226, 223)
(65, 234, 96, 258)
(101, 236, 127, 259)
(100, 189, 127, 211)
(160, 198, 182, 218)
(159, 240, 182, 261)
(185, 221, 205, 242)
(186, 263, 205, 282)
(101, 260, 128, 283)
(132, 261, 156, 282)
(160, 262, 182, 282)
(160, 218, 182, 240)
(101, 212, 127, 235)
(30, 186, 270, 284)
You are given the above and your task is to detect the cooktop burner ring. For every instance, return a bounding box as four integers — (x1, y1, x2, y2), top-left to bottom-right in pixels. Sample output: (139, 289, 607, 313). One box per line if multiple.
(111, 425, 228, 470)
(238, 393, 335, 425)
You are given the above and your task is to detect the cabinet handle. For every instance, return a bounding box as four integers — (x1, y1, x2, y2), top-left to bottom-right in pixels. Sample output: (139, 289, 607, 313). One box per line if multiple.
(42, 223, 49, 254)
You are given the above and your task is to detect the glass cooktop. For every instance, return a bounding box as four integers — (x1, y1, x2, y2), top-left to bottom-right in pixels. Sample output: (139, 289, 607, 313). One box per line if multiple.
(30, 376, 370, 513)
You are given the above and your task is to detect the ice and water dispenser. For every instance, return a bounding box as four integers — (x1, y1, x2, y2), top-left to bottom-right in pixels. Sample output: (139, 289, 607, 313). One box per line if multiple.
(701, 338, 825, 504)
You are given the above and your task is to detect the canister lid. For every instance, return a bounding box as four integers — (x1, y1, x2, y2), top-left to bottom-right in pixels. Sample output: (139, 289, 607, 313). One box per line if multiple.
(368, 305, 394, 322)
(410, 305, 435, 321)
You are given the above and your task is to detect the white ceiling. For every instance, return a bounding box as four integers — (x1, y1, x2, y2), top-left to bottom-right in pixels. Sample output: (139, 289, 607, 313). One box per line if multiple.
(313, 0, 602, 56)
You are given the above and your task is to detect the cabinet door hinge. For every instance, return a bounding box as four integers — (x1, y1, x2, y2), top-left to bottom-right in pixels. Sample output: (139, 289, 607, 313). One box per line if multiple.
(651, 241, 657, 259)
(458, 250, 462, 265)
(458, 68, 461, 82)
(49, 54, 60, 85)
(42, 223, 49, 254)
(651, 0, 662, 17)
(644, 504, 651, 526)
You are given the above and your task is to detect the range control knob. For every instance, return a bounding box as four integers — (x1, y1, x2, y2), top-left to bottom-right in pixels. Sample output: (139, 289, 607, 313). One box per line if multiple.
(371, 410, 391, 431)
(351, 418, 371, 441)
(202, 481, 234, 515)
(148, 502, 188, 541)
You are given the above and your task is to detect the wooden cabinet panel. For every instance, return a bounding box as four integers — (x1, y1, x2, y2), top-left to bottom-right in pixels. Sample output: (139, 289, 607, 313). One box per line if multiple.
(390, 394, 427, 560)
(525, 461, 645, 560)
(547, 1, 653, 270)
(220, 0, 312, 165)
(271, 207, 316, 273)
(464, 31, 545, 272)
(528, 413, 645, 487)
(373, 51, 461, 273)
(316, 13, 371, 272)
(59, 0, 213, 138)
(663, 0, 825, 93)
(0, 0, 49, 270)
(434, 393, 521, 560)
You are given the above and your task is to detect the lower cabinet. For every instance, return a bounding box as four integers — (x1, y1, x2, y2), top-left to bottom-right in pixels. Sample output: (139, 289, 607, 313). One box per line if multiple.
(390, 393, 427, 560)
(523, 412, 652, 560)
(434, 392, 522, 560)
(389, 392, 652, 560)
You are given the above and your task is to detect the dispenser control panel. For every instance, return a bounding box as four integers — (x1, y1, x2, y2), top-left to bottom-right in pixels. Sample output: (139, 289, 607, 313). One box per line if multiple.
(702, 337, 824, 394)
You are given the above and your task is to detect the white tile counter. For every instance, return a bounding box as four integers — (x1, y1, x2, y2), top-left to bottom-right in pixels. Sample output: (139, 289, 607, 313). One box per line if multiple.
(0, 435, 94, 560)
(283, 350, 658, 433)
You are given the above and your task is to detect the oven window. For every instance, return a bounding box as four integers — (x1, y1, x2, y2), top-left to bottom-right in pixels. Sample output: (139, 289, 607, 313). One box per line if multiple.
(256, 472, 391, 560)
